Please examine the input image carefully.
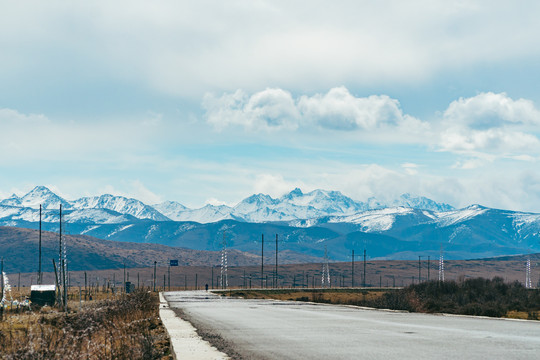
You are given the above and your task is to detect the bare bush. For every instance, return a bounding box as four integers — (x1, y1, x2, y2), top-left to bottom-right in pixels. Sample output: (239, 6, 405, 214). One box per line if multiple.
(0, 290, 171, 359)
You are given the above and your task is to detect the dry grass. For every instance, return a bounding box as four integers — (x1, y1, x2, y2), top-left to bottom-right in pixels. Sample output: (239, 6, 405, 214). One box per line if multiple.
(224, 279, 540, 320)
(224, 288, 388, 305)
(0, 290, 172, 359)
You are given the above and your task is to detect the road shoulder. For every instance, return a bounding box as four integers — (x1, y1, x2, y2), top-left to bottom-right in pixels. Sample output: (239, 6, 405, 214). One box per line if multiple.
(159, 292, 229, 360)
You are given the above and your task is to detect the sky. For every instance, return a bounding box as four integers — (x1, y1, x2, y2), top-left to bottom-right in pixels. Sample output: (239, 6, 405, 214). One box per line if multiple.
(1, 1, 540, 212)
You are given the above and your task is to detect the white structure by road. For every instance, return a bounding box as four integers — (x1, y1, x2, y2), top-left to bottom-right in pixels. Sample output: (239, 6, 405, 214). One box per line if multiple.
(163, 290, 540, 360)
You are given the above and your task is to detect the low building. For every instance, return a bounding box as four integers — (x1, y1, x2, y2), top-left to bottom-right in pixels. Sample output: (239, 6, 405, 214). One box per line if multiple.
(30, 284, 56, 306)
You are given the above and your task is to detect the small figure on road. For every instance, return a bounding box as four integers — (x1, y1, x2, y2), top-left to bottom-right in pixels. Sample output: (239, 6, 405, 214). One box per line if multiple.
(205, 283, 209, 291)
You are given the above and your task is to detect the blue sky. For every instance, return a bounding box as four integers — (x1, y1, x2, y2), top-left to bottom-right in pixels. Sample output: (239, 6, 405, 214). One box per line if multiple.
(1, 1, 540, 211)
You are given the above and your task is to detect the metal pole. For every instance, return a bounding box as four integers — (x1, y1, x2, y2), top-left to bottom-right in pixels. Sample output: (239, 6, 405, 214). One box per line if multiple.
(38, 204, 42, 284)
(418, 256, 422, 283)
(351, 249, 354, 288)
(153, 261, 157, 292)
(58, 205, 62, 292)
(123, 263, 126, 293)
(168, 265, 170, 291)
(211, 266, 214, 289)
(60, 205, 67, 312)
(261, 234, 264, 288)
(363, 249, 366, 287)
(0, 258, 3, 320)
(427, 256, 430, 281)
(1, 258, 4, 302)
(275, 234, 278, 288)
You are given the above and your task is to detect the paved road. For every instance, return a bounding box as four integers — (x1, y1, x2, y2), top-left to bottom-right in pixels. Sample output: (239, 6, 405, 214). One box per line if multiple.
(164, 291, 540, 360)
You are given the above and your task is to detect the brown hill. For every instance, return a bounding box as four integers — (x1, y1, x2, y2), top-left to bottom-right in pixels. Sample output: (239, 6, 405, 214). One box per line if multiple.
(0, 226, 321, 273)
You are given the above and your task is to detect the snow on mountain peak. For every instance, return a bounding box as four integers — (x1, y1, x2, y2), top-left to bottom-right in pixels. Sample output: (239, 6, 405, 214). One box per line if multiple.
(436, 205, 488, 226)
(152, 201, 188, 221)
(72, 194, 170, 221)
(0, 185, 458, 225)
(19, 186, 71, 210)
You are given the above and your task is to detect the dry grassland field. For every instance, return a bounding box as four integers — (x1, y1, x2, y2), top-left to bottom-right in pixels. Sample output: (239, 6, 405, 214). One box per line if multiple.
(7, 257, 538, 291)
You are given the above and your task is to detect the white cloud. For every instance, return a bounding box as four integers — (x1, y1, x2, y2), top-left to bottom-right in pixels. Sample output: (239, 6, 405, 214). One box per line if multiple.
(438, 93, 540, 157)
(0, 108, 49, 125)
(451, 157, 492, 170)
(440, 128, 540, 154)
(129, 180, 163, 204)
(4, 2, 540, 98)
(205, 198, 229, 206)
(298, 87, 413, 130)
(401, 163, 420, 175)
(204, 86, 426, 133)
(203, 88, 299, 131)
(443, 92, 540, 129)
(253, 174, 304, 198)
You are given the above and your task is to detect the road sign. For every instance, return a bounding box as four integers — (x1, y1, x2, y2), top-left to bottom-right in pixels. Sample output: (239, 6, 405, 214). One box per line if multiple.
(170, 260, 179, 266)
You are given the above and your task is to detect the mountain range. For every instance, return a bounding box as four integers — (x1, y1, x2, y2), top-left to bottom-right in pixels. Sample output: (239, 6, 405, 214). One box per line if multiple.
(1, 186, 539, 261)
(0, 186, 453, 224)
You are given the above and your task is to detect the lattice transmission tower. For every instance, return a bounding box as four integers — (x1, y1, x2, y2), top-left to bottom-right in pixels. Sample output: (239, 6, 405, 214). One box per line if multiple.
(526, 257, 532, 289)
(438, 247, 445, 282)
(220, 232, 228, 289)
(321, 246, 330, 288)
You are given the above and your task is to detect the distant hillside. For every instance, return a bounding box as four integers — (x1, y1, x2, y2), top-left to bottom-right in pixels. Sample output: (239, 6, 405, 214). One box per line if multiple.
(0, 227, 321, 273)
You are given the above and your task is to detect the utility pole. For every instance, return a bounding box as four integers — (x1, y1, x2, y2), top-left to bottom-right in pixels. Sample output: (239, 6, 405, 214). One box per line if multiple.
(1, 258, 4, 302)
(418, 256, 422, 283)
(168, 264, 171, 291)
(153, 261, 157, 292)
(38, 204, 42, 285)
(58, 204, 62, 300)
(60, 204, 67, 312)
(275, 234, 278, 288)
(351, 249, 354, 288)
(123, 263, 126, 293)
(427, 256, 430, 281)
(0, 258, 3, 320)
(363, 249, 366, 287)
(261, 234, 264, 288)
(350, 250, 362, 287)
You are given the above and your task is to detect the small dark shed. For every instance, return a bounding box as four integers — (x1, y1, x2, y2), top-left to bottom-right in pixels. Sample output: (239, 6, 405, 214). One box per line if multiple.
(30, 285, 56, 306)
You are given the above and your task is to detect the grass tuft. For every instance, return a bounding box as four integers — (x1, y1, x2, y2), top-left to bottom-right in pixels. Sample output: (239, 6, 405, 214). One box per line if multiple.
(0, 290, 172, 359)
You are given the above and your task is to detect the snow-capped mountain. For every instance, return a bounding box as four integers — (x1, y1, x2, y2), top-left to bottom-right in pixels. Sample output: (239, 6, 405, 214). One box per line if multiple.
(2, 186, 540, 260)
(172, 204, 240, 223)
(0, 186, 72, 210)
(279, 188, 366, 214)
(72, 194, 169, 221)
(0, 186, 455, 225)
(391, 193, 454, 212)
(152, 201, 188, 221)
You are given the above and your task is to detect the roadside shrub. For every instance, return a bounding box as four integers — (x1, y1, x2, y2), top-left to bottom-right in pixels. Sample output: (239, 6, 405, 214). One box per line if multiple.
(0, 290, 170, 359)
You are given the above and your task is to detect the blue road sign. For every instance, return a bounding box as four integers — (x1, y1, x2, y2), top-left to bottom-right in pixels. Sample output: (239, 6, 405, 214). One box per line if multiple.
(170, 259, 179, 266)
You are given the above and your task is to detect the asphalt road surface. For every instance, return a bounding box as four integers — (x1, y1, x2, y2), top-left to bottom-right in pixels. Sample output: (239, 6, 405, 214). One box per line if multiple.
(164, 290, 540, 360)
